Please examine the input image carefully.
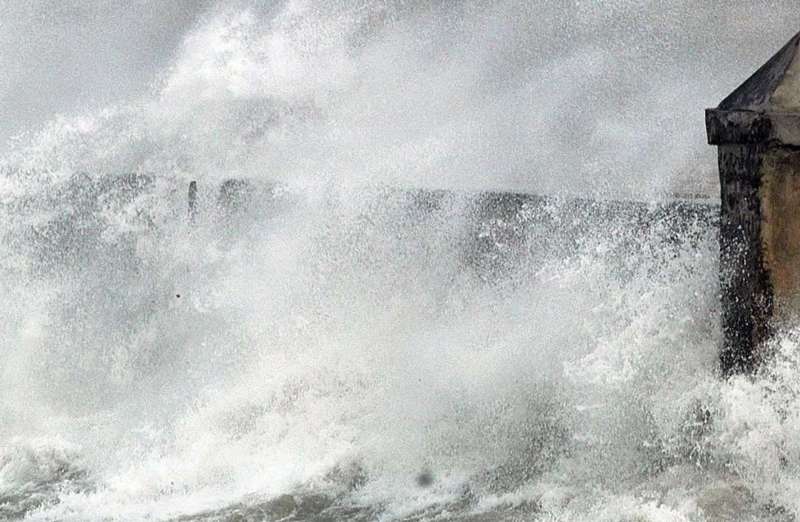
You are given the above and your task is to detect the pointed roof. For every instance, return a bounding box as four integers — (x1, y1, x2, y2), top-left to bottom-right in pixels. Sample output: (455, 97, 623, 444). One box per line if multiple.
(718, 32, 800, 112)
(707, 31, 800, 145)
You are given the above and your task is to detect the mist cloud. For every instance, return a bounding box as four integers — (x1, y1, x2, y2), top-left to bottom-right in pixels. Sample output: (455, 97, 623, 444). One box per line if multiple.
(2, 1, 799, 197)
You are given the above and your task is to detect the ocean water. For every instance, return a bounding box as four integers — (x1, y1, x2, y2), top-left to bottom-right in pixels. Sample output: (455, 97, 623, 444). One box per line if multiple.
(3, 2, 800, 521)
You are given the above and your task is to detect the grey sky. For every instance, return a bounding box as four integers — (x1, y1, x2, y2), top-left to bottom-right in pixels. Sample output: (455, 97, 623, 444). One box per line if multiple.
(1, 1, 799, 196)
(0, 1, 212, 148)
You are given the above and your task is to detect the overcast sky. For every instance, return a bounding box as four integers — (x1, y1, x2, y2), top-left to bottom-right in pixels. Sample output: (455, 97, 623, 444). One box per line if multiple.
(1, 1, 799, 196)
(0, 1, 211, 147)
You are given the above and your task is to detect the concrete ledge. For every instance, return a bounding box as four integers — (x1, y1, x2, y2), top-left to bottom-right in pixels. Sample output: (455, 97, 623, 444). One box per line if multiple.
(707, 109, 800, 146)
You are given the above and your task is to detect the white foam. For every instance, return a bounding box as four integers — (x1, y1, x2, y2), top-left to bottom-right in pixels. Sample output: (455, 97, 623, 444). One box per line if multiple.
(3, 3, 800, 521)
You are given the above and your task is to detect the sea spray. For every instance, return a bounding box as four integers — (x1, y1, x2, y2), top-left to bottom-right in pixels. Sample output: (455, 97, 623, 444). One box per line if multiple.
(1, 171, 727, 519)
(3, 2, 800, 521)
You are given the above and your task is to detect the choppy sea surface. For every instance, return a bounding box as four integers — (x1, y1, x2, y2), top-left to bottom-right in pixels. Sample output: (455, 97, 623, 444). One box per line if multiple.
(3, 3, 800, 521)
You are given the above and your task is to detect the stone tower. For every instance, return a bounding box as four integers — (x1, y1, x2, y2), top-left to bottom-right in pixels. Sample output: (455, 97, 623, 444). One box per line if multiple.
(707, 31, 800, 375)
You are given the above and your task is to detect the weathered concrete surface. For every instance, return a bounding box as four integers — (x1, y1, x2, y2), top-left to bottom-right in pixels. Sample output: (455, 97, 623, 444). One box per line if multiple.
(716, 144, 772, 374)
(707, 30, 800, 375)
(760, 149, 800, 317)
